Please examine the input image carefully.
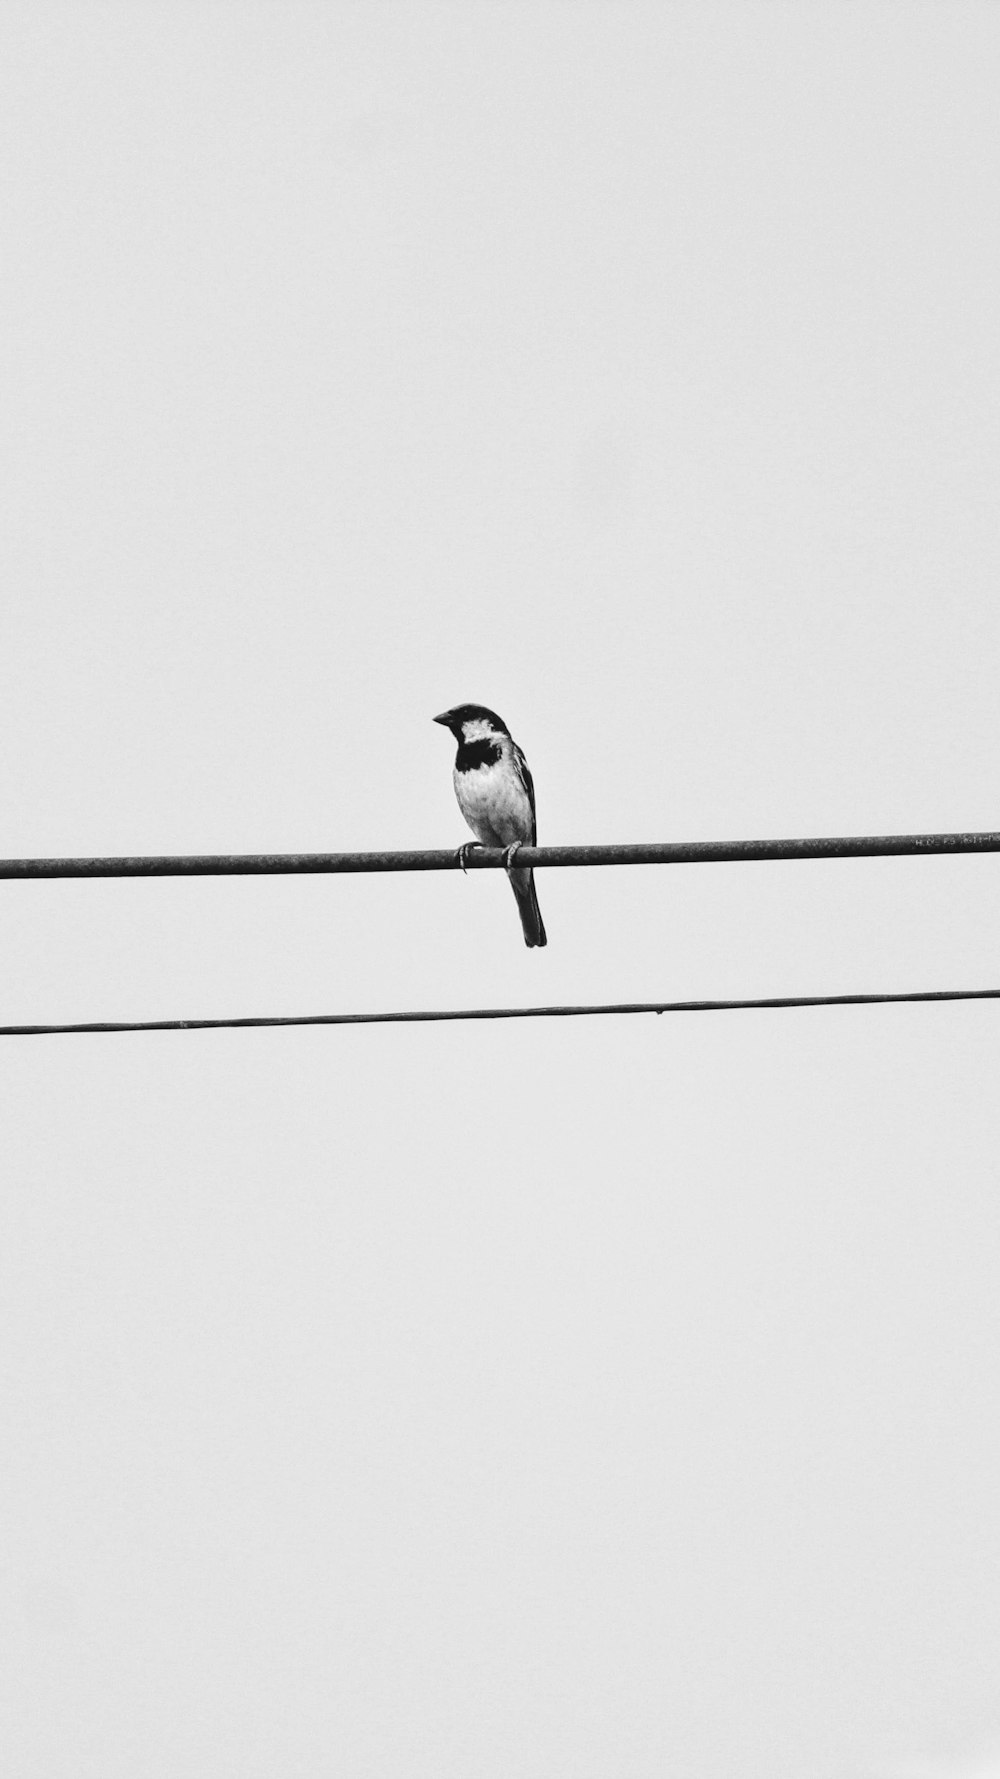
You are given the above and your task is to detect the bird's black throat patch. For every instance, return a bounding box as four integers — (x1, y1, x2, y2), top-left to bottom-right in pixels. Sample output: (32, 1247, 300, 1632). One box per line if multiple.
(455, 738, 502, 772)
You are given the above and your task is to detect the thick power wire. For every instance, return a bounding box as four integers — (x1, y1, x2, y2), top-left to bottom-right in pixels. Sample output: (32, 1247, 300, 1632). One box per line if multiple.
(1, 830, 1000, 878)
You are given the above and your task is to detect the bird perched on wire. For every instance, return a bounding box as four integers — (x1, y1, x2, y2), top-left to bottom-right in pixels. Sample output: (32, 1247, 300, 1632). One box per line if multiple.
(433, 703, 547, 948)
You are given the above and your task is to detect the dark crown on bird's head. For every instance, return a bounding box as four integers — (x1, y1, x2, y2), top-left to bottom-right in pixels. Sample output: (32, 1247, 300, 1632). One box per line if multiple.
(432, 703, 510, 740)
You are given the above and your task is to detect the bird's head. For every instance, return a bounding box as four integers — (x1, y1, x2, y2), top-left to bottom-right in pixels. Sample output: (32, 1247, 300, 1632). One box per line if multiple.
(433, 703, 510, 744)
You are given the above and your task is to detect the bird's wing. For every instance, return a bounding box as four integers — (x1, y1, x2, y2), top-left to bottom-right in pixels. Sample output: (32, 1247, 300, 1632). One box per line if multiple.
(511, 744, 538, 845)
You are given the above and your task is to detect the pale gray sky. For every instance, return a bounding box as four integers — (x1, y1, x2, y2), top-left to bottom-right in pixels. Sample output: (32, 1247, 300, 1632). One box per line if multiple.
(2, 4, 1000, 1774)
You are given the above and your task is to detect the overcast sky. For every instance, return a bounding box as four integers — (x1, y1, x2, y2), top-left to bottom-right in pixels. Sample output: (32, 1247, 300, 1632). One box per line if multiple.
(3, 4, 1000, 1775)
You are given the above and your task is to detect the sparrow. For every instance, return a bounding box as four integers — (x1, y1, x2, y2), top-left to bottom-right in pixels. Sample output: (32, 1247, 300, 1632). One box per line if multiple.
(433, 703, 547, 948)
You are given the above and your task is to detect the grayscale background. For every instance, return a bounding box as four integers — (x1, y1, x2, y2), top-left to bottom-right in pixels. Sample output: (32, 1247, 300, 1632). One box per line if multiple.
(2, 5, 1000, 1775)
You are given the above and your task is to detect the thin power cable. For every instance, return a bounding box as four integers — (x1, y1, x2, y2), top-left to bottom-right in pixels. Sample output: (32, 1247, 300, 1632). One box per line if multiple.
(1, 830, 1000, 878)
(2, 987, 1000, 1035)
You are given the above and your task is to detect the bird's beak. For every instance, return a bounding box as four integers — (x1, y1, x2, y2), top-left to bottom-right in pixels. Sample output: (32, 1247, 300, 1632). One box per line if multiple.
(432, 710, 453, 727)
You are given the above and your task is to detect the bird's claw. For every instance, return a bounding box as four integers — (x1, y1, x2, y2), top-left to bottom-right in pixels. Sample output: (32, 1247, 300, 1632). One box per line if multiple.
(456, 840, 524, 874)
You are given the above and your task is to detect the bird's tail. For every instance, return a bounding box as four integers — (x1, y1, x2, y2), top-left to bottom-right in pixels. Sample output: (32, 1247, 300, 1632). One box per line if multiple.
(509, 867, 547, 948)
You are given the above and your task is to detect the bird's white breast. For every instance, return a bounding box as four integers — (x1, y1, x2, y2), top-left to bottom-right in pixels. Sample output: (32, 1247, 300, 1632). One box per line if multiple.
(454, 758, 532, 847)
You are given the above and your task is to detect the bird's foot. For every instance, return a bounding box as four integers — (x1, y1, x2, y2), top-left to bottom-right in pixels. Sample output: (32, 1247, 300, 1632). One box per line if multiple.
(456, 842, 483, 874)
(502, 842, 523, 873)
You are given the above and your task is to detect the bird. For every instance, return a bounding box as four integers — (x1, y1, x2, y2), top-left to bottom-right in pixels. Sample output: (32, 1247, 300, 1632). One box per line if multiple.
(433, 703, 547, 948)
